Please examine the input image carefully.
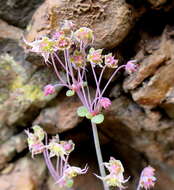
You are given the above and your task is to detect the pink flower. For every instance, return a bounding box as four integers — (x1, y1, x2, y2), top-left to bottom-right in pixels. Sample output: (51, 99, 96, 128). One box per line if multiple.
(44, 84, 55, 96)
(125, 60, 138, 74)
(56, 35, 71, 50)
(95, 157, 129, 188)
(137, 166, 156, 190)
(25, 126, 45, 158)
(23, 37, 55, 62)
(99, 97, 112, 109)
(105, 53, 118, 68)
(70, 50, 86, 68)
(60, 140, 75, 154)
(87, 48, 103, 66)
(30, 142, 45, 158)
(74, 27, 94, 44)
(52, 31, 64, 40)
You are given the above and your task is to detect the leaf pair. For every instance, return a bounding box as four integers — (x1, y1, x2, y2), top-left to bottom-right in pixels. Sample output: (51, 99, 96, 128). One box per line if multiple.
(77, 106, 104, 124)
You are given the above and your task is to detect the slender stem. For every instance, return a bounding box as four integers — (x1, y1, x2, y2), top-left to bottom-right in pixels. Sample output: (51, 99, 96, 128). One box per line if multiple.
(51, 54, 66, 85)
(78, 68, 90, 110)
(98, 65, 106, 89)
(91, 63, 100, 97)
(76, 89, 89, 109)
(64, 51, 71, 86)
(85, 73, 92, 112)
(56, 156, 59, 174)
(53, 53, 67, 71)
(43, 151, 57, 180)
(137, 184, 141, 190)
(63, 155, 69, 171)
(100, 65, 125, 97)
(43, 134, 58, 180)
(60, 158, 63, 177)
(91, 122, 109, 190)
(65, 50, 76, 84)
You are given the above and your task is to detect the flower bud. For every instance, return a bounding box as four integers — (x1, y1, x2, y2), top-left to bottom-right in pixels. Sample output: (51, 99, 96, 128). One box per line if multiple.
(125, 60, 138, 74)
(44, 84, 55, 96)
(99, 97, 112, 109)
(60, 140, 75, 154)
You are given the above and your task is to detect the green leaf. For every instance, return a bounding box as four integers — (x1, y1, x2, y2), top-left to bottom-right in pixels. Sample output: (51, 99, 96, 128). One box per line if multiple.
(85, 112, 93, 119)
(91, 114, 104, 124)
(66, 90, 75, 97)
(66, 179, 74, 188)
(77, 106, 88, 117)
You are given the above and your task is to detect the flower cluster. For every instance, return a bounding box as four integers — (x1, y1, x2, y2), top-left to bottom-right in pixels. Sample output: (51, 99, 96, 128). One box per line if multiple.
(24, 20, 139, 190)
(96, 157, 129, 189)
(24, 21, 138, 124)
(137, 166, 156, 190)
(25, 125, 45, 158)
(25, 125, 87, 188)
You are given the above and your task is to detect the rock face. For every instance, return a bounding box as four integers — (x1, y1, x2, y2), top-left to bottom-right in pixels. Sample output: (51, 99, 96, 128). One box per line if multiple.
(0, 0, 44, 28)
(0, 52, 60, 142)
(0, 156, 46, 190)
(0, 133, 27, 169)
(34, 95, 82, 134)
(123, 26, 174, 116)
(0, 19, 23, 40)
(147, 0, 167, 7)
(26, 0, 143, 49)
(1, 0, 174, 190)
(0, 20, 61, 143)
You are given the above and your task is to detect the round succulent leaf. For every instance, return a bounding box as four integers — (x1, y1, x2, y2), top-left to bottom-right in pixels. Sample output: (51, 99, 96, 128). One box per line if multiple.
(66, 179, 74, 188)
(77, 106, 88, 117)
(85, 112, 93, 119)
(91, 114, 104, 124)
(66, 90, 75, 97)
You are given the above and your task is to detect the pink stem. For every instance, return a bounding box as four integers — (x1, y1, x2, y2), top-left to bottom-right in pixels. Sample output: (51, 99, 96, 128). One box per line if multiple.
(64, 51, 71, 86)
(51, 54, 67, 85)
(100, 65, 125, 97)
(78, 69, 90, 110)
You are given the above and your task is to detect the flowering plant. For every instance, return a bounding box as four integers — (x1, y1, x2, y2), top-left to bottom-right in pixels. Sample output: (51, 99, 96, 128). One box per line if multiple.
(25, 125, 87, 188)
(24, 20, 156, 190)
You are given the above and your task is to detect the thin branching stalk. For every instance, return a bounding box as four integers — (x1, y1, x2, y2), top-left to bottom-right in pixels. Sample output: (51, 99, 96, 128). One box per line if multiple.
(91, 122, 109, 190)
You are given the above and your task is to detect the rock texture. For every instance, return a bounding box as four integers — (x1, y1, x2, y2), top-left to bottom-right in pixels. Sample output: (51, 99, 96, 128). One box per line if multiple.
(0, 156, 46, 190)
(0, 19, 23, 40)
(34, 95, 82, 134)
(0, 133, 27, 169)
(25, 0, 143, 49)
(123, 26, 174, 115)
(0, 0, 44, 28)
(0, 20, 61, 142)
(1, 0, 174, 190)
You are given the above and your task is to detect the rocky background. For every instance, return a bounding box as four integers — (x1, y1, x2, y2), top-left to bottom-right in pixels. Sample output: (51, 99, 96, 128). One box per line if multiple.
(1, 0, 174, 189)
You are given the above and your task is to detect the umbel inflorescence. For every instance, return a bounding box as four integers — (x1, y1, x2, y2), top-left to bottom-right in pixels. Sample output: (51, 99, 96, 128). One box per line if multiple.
(24, 20, 156, 190)
(25, 125, 88, 188)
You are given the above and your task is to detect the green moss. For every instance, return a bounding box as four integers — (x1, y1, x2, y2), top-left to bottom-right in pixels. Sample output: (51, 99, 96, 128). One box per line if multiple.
(11, 76, 44, 102)
(0, 54, 56, 105)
